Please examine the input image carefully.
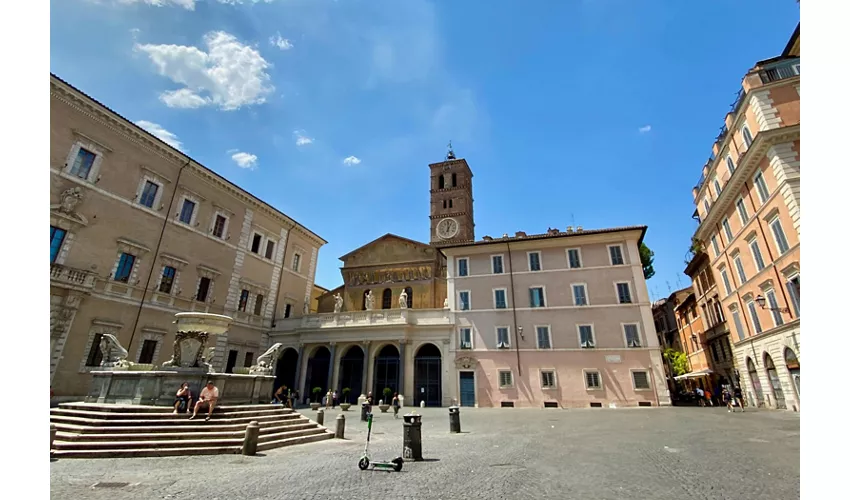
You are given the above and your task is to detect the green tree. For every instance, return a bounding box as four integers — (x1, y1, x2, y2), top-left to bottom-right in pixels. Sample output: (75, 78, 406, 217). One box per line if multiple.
(640, 242, 656, 280)
(663, 348, 689, 376)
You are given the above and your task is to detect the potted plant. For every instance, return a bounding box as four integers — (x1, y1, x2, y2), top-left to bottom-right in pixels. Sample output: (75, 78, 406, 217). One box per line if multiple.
(340, 388, 352, 411)
(311, 387, 323, 411)
(379, 387, 392, 413)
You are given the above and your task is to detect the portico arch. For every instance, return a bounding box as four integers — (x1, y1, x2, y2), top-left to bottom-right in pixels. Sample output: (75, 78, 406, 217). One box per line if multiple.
(274, 347, 299, 393)
(373, 344, 400, 401)
(304, 346, 331, 403)
(746, 357, 764, 407)
(763, 353, 786, 409)
(784, 347, 800, 399)
(338, 345, 365, 403)
(414, 343, 442, 407)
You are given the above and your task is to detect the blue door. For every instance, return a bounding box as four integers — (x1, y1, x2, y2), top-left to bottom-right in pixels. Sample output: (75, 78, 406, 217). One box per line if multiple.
(459, 372, 475, 407)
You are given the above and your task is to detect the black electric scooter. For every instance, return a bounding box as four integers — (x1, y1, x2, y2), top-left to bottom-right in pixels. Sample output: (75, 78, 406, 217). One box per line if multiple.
(358, 412, 403, 472)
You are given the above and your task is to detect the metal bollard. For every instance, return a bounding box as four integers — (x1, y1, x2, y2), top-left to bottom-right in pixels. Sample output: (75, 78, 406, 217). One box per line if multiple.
(361, 402, 369, 422)
(50, 424, 57, 452)
(335, 414, 345, 439)
(449, 405, 461, 433)
(242, 421, 260, 456)
(402, 413, 423, 461)
(420, 400, 425, 408)
(317, 408, 325, 426)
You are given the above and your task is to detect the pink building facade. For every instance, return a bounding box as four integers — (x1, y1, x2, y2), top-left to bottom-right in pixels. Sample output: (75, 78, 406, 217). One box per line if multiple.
(442, 226, 671, 408)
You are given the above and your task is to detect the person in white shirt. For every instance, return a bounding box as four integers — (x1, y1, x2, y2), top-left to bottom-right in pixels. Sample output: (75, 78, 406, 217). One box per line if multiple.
(190, 381, 219, 421)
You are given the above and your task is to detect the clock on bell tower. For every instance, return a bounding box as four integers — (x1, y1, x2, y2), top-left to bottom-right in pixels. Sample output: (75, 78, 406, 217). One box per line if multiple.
(429, 145, 475, 247)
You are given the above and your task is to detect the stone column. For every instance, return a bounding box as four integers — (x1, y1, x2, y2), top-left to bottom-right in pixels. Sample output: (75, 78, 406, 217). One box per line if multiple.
(362, 341, 372, 397)
(326, 343, 337, 393)
(294, 343, 305, 395)
(398, 340, 406, 398)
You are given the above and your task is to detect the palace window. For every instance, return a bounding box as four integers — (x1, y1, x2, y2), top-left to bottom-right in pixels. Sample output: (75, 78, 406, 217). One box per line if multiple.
(50, 226, 66, 263)
(70, 148, 96, 179)
(179, 199, 196, 224)
(159, 266, 176, 294)
(114, 253, 136, 283)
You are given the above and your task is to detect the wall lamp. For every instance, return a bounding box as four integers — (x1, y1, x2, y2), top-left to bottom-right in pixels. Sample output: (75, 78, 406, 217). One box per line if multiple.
(517, 326, 524, 340)
(755, 294, 790, 314)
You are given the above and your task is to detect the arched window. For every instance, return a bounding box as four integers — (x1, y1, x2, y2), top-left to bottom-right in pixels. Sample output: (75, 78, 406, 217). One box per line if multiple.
(442, 200, 447, 209)
(451, 173, 457, 187)
(726, 155, 736, 174)
(438, 175, 445, 189)
(382, 288, 392, 309)
(449, 199, 453, 208)
(741, 125, 754, 148)
(362, 289, 371, 310)
(404, 287, 413, 308)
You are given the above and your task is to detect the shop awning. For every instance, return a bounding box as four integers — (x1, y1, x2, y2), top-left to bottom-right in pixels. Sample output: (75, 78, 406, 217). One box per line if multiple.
(673, 369, 714, 380)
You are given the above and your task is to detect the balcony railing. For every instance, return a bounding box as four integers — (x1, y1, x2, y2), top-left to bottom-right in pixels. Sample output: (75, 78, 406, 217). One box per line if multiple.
(759, 59, 800, 84)
(50, 263, 96, 289)
(272, 308, 454, 333)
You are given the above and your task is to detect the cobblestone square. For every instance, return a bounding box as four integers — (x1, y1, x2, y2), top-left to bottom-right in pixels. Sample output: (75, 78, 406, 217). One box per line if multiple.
(50, 406, 800, 500)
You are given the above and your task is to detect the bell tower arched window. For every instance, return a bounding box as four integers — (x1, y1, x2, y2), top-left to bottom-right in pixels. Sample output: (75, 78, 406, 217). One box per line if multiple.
(438, 175, 445, 189)
(451, 173, 457, 187)
(382, 288, 392, 309)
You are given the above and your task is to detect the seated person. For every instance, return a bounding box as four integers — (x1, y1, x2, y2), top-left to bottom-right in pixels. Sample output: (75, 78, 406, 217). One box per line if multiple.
(273, 385, 288, 405)
(190, 381, 219, 421)
(173, 382, 193, 414)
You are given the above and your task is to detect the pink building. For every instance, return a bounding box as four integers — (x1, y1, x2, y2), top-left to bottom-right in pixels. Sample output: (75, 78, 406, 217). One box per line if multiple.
(441, 227, 671, 408)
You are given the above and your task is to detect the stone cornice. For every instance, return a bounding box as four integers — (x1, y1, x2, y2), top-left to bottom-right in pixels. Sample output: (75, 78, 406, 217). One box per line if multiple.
(50, 75, 327, 248)
(694, 124, 800, 241)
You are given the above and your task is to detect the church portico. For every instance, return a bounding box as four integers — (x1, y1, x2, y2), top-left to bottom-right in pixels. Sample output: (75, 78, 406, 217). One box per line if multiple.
(268, 309, 456, 405)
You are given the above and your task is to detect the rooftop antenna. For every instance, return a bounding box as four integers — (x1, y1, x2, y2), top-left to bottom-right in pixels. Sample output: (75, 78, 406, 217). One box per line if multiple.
(666, 280, 672, 294)
(446, 140, 456, 160)
(571, 213, 575, 228)
(675, 275, 683, 289)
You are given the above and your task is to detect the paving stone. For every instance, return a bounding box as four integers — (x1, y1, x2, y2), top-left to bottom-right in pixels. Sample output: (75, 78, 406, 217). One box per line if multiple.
(50, 406, 800, 500)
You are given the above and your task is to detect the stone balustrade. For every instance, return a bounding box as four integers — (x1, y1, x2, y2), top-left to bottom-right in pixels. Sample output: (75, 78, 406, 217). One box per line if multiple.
(50, 263, 96, 290)
(272, 308, 454, 333)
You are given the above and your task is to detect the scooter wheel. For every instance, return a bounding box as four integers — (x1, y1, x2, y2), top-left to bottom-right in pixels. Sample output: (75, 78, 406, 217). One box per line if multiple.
(358, 458, 369, 470)
(393, 462, 403, 472)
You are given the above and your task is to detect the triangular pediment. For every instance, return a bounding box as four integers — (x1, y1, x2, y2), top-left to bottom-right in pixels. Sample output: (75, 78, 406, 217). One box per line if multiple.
(340, 234, 434, 268)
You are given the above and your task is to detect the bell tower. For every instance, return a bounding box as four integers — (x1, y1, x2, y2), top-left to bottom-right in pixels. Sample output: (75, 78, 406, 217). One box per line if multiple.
(429, 143, 475, 247)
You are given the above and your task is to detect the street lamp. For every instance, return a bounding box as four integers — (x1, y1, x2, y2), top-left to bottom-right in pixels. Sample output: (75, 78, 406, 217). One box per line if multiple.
(754, 294, 790, 313)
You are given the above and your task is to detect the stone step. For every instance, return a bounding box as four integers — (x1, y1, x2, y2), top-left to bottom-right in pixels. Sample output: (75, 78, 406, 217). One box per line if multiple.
(52, 417, 309, 435)
(257, 427, 331, 444)
(52, 445, 243, 459)
(256, 431, 335, 452)
(50, 412, 301, 427)
(55, 423, 320, 442)
(54, 436, 245, 450)
(51, 407, 293, 420)
(59, 402, 283, 413)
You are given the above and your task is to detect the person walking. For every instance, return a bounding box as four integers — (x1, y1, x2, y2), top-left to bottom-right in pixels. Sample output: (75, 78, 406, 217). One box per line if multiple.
(722, 387, 733, 412)
(733, 386, 746, 412)
(695, 386, 706, 407)
(391, 392, 400, 418)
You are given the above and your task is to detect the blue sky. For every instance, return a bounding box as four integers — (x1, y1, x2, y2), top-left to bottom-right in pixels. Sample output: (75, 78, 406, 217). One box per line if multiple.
(50, 0, 800, 297)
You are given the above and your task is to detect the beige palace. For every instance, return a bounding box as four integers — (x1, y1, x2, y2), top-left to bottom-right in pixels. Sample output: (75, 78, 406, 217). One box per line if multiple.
(690, 25, 800, 411)
(50, 74, 326, 399)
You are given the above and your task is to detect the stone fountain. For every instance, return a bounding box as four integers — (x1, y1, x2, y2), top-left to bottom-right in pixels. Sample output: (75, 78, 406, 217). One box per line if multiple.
(86, 312, 276, 406)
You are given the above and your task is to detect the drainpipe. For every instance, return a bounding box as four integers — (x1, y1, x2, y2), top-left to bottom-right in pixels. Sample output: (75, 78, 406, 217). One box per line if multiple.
(127, 160, 191, 351)
(506, 241, 522, 376)
(270, 222, 297, 329)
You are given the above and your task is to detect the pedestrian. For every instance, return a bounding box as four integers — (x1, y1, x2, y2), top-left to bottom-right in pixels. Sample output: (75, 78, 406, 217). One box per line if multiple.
(722, 388, 733, 412)
(366, 391, 374, 414)
(695, 386, 705, 407)
(733, 386, 745, 412)
(332, 390, 339, 409)
(392, 392, 400, 418)
(705, 389, 714, 407)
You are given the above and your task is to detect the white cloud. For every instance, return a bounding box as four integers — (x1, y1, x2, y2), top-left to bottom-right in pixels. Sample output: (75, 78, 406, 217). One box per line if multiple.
(343, 156, 362, 166)
(294, 130, 313, 146)
(638, 125, 652, 133)
(118, 0, 196, 9)
(231, 151, 258, 169)
(270, 32, 294, 50)
(135, 120, 184, 151)
(136, 31, 274, 111)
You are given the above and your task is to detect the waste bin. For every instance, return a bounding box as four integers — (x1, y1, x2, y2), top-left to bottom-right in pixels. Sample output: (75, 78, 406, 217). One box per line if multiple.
(402, 413, 423, 461)
(449, 405, 461, 433)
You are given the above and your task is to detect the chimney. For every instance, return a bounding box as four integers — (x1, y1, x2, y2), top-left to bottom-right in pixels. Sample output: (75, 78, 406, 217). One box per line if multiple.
(482, 235, 493, 241)
(566, 226, 573, 233)
(576, 226, 583, 232)
(515, 231, 527, 238)
(547, 228, 560, 235)
(502, 233, 509, 238)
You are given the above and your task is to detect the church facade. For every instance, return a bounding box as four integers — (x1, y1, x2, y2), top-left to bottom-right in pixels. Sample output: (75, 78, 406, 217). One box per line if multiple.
(268, 151, 669, 408)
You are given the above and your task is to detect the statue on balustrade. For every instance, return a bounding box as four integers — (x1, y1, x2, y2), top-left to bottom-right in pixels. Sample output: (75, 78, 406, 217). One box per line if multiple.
(398, 289, 408, 309)
(333, 293, 344, 313)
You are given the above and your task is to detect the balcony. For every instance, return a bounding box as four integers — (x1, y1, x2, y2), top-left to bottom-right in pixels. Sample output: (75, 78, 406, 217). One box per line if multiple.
(272, 308, 455, 333)
(50, 263, 96, 290)
(758, 59, 800, 84)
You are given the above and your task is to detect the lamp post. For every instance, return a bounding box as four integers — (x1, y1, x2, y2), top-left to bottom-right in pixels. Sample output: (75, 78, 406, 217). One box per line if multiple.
(755, 294, 790, 314)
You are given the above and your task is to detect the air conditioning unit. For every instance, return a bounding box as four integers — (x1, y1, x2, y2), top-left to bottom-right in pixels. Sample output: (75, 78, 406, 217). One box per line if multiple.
(581, 341, 595, 349)
(460, 342, 471, 350)
(629, 340, 642, 348)
(497, 342, 509, 349)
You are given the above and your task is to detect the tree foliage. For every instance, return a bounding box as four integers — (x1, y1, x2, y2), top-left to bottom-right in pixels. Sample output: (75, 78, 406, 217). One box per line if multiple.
(640, 242, 656, 280)
(663, 348, 689, 376)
